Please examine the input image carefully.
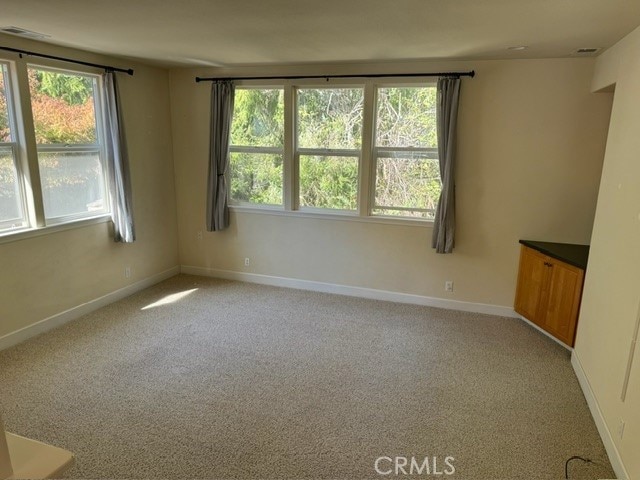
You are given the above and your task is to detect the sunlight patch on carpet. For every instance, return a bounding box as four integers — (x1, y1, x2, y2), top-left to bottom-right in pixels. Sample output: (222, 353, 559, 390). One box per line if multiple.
(141, 288, 198, 310)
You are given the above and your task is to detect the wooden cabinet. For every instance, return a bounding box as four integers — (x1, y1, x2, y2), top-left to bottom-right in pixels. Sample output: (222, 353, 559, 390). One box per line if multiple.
(514, 244, 585, 347)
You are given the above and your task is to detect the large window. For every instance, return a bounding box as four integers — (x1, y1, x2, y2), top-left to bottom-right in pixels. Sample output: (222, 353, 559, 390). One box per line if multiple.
(0, 58, 109, 236)
(230, 88, 284, 206)
(228, 80, 439, 222)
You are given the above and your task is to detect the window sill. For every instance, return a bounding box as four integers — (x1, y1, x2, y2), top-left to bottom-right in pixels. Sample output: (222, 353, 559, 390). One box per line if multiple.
(0, 214, 112, 246)
(229, 205, 433, 228)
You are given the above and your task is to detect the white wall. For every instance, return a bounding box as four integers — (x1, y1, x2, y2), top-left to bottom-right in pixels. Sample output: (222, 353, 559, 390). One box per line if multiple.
(574, 24, 640, 480)
(170, 58, 612, 308)
(0, 35, 179, 341)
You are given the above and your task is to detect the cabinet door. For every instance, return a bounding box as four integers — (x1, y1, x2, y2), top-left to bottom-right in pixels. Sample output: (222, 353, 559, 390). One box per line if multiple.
(514, 246, 550, 326)
(543, 261, 584, 346)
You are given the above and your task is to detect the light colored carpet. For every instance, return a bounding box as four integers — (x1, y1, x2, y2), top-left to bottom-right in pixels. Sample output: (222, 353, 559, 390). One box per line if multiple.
(0, 275, 614, 479)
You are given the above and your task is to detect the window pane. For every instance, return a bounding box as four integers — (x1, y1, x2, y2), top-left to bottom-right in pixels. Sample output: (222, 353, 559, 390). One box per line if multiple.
(374, 86, 439, 220)
(38, 151, 106, 219)
(297, 88, 363, 149)
(299, 155, 358, 210)
(0, 66, 11, 142)
(231, 89, 284, 147)
(28, 68, 97, 144)
(374, 151, 440, 219)
(230, 152, 283, 205)
(0, 146, 24, 226)
(376, 87, 437, 148)
(28, 67, 107, 223)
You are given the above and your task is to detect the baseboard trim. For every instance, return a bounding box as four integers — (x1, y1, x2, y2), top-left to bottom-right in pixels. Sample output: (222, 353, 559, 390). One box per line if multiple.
(516, 314, 572, 351)
(0, 266, 180, 352)
(180, 265, 519, 318)
(571, 351, 628, 480)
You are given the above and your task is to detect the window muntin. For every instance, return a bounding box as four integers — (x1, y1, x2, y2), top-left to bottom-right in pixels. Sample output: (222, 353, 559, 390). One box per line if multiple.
(230, 88, 284, 206)
(373, 86, 439, 219)
(296, 87, 363, 211)
(28, 66, 108, 223)
(0, 63, 28, 231)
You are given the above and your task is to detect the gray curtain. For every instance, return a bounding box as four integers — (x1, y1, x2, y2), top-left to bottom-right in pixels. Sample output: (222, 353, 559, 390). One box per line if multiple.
(432, 77, 461, 254)
(206, 81, 235, 231)
(104, 71, 135, 243)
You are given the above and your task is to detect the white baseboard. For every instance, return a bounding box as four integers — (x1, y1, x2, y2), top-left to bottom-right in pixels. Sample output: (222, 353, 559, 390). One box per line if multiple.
(516, 314, 573, 351)
(0, 266, 180, 352)
(180, 265, 519, 318)
(571, 351, 628, 480)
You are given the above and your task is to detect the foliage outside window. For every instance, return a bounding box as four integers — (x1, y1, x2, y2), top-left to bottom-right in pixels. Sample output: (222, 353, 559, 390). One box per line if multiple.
(0, 58, 109, 236)
(229, 80, 439, 221)
(230, 88, 284, 206)
(297, 88, 363, 211)
(28, 67, 108, 222)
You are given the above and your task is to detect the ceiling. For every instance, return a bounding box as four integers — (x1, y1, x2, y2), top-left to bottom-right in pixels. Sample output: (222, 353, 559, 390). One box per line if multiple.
(1, 0, 640, 68)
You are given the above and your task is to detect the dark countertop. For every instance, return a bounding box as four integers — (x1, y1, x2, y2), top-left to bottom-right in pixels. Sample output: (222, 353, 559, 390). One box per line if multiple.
(519, 240, 590, 270)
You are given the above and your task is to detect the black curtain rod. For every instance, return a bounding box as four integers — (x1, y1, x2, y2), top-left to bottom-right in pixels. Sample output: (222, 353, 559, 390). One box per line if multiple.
(0, 46, 134, 75)
(195, 70, 475, 83)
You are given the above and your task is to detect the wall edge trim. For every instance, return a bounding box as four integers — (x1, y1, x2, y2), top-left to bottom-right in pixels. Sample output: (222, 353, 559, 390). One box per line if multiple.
(180, 265, 519, 318)
(571, 350, 629, 480)
(0, 266, 181, 352)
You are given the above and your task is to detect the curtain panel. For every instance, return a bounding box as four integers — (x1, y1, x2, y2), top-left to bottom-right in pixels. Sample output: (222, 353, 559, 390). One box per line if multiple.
(104, 71, 135, 243)
(206, 81, 235, 231)
(431, 77, 461, 254)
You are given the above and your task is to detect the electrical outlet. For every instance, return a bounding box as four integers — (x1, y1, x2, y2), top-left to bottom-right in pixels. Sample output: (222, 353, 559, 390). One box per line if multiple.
(445, 281, 454, 292)
(244, 257, 250, 267)
(125, 267, 131, 278)
(197, 231, 203, 240)
(618, 419, 625, 439)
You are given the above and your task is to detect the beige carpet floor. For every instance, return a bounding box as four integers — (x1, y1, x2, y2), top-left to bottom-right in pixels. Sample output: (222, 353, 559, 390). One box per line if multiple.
(0, 275, 614, 479)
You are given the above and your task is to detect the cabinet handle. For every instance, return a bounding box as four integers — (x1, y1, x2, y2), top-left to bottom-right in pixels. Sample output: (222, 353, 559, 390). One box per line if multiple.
(544, 262, 553, 267)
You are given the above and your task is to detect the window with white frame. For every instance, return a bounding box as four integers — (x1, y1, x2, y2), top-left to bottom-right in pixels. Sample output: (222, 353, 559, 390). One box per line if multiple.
(296, 87, 363, 211)
(0, 62, 28, 231)
(373, 86, 439, 219)
(28, 66, 108, 223)
(229, 88, 284, 206)
(0, 58, 110, 236)
(228, 80, 439, 222)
